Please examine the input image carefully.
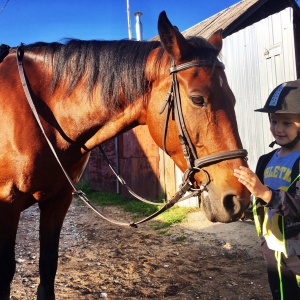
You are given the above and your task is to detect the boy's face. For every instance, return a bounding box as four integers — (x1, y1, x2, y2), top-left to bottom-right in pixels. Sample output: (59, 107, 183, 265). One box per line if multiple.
(269, 113, 300, 146)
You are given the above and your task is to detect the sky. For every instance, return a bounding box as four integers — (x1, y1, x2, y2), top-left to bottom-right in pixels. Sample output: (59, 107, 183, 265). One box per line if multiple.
(0, 0, 241, 46)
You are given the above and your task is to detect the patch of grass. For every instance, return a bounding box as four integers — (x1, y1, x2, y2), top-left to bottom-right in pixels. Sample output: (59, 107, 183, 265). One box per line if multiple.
(151, 206, 196, 229)
(75, 183, 197, 228)
(76, 183, 160, 217)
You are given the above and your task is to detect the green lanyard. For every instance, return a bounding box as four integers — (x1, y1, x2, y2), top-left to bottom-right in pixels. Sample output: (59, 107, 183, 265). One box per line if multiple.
(253, 173, 300, 300)
(275, 174, 300, 299)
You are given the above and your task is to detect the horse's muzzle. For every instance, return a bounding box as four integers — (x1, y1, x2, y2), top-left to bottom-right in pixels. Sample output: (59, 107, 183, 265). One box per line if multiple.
(200, 190, 248, 223)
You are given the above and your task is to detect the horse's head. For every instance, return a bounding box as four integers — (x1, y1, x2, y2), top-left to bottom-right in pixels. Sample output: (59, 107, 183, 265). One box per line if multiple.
(146, 11, 250, 222)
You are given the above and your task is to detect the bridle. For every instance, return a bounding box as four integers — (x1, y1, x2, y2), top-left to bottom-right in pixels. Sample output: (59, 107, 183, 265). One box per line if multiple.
(160, 58, 248, 191)
(16, 47, 247, 228)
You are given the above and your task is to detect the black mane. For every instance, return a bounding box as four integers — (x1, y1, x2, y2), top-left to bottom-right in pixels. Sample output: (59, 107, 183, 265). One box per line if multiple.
(25, 39, 162, 111)
(24, 36, 219, 112)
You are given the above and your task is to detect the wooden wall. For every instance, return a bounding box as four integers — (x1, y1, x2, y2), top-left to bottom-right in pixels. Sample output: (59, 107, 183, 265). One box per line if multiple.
(83, 125, 177, 201)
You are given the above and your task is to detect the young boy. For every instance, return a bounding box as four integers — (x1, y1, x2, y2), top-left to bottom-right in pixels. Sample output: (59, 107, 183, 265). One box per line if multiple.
(234, 79, 300, 300)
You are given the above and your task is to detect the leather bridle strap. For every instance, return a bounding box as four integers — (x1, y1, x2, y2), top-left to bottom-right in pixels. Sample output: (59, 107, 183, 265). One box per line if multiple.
(169, 59, 225, 73)
(159, 84, 173, 156)
(163, 58, 248, 187)
(194, 149, 248, 169)
(171, 60, 197, 169)
(166, 58, 226, 170)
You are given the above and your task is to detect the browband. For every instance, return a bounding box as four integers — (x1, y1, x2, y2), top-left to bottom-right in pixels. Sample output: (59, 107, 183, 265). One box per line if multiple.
(170, 59, 225, 74)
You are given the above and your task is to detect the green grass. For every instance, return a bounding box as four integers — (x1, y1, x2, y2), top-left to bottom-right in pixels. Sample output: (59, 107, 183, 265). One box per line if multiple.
(75, 182, 198, 228)
(151, 206, 195, 229)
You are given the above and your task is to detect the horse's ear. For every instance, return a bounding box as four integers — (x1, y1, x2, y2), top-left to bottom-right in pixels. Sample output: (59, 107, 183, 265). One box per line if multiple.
(158, 11, 190, 60)
(208, 29, 223, 53)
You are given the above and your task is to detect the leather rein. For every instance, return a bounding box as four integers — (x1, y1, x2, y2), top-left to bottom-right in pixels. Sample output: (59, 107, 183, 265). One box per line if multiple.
(16, 47, 247, 228)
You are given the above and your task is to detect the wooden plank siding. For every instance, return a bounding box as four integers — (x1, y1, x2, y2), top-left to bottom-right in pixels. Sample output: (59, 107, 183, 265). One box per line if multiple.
(118, 127, 161, 201)
(82, 126, 165, 201)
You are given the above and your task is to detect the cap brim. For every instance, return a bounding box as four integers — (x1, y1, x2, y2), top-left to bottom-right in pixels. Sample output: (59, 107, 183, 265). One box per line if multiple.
(254, 108, 275, 113)
(254, 108, 297, 113)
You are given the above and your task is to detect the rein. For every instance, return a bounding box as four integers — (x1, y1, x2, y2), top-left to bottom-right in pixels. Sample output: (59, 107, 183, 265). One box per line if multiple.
(16, 47, 247, 228)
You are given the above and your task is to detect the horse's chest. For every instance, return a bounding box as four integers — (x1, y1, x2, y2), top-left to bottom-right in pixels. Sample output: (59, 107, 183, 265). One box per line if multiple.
(0, 155, 67, 203)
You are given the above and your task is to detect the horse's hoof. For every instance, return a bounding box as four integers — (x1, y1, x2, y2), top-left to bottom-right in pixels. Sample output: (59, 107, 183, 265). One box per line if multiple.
(37, 285, 55, 300)
(0, 289, 10, 300)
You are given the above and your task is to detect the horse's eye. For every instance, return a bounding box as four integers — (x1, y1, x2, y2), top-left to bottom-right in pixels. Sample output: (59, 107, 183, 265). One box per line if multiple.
(191, 96, 205, 107)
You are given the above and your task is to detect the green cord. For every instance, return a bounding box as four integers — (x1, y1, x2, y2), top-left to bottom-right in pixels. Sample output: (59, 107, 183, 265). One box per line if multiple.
(275, 251, 284, 300)
(254, 173, 300, 300)
(275, 214, 287, 300)
(252, 198, 262, 236)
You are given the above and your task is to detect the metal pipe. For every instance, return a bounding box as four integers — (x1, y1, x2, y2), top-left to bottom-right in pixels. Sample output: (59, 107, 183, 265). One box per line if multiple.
(126, 0, 132, 40)
(134, 12, 143, 41)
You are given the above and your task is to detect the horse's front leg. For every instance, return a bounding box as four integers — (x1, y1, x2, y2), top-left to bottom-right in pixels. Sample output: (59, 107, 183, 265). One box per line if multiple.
(0, 201, 22, 300)
(37, 192, 72, 300)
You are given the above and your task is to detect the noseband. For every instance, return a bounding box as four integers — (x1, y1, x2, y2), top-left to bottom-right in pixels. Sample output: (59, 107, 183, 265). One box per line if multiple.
(160, 58, 248, 190)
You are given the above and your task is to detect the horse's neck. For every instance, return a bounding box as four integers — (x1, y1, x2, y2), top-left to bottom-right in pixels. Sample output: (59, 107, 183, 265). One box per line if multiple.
(22, 49, 166, 153)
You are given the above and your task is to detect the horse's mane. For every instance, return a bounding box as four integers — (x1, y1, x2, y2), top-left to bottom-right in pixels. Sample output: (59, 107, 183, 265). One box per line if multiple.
(24, 39, 163, 111)
(184, 36, 220, 59)
(24, 36, 218, 112)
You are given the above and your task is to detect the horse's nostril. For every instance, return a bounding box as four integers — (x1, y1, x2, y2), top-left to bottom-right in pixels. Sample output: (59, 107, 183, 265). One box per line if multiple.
(223, 194, 234, 211)
(223, 194, 240, 215)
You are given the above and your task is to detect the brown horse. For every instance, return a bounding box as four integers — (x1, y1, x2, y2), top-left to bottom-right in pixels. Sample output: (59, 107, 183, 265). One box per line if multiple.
(0, 11, 250, 300)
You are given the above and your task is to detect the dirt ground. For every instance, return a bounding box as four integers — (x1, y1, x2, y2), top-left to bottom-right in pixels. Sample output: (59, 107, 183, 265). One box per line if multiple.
(10, 200, 272, 300)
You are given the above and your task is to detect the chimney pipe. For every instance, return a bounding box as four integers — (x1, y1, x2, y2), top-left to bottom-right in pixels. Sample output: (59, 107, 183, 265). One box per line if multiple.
(134, 12, 143, 41)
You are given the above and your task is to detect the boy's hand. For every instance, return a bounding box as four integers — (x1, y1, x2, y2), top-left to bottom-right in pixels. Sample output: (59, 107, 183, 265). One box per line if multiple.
(233, 166, 272, 203)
